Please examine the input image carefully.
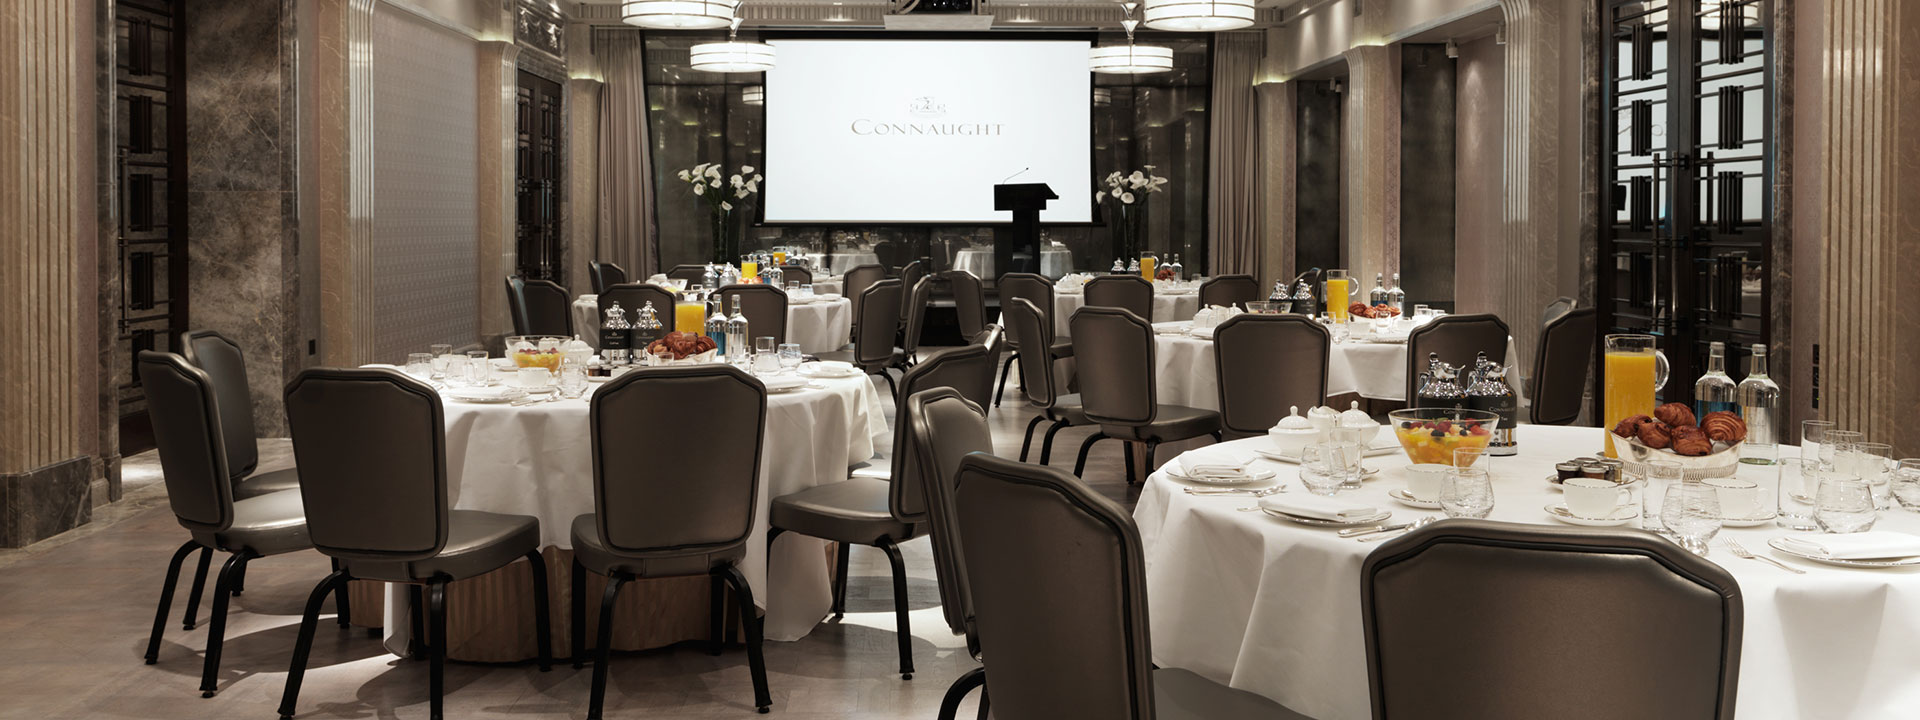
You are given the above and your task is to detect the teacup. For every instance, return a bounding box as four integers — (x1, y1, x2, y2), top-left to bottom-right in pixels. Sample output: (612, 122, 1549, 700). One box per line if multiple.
(1702, 477, 1764, 520)
(1564, 478, 1632, 519)
(516, 367, 551, 390)
(1404, 463, 1451, 502)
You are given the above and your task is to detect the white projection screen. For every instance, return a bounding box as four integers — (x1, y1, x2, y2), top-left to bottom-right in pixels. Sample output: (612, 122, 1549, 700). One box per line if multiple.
(762, 38, 1093, 224)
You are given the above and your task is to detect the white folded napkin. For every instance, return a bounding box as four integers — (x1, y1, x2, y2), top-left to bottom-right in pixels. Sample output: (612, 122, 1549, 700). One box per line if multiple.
(1261, 494, 1379, 521)
(1153, 321, 1191, 335)
(1178, 455, 1250, 479)
(1776, 532, 1920, 559)
(647, 273, 670, 284)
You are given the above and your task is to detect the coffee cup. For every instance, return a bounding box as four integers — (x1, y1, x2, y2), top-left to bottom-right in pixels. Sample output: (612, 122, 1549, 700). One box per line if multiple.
(1564, 478, 1631, 519)
(1702, 477, 1763, 520)
(516, 367, 551, 390)
(1405, 463, 1451, 502)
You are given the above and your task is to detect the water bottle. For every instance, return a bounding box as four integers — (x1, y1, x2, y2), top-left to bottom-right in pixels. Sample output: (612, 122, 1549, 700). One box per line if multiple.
(706, 295, 729, 357)
(725, 295, 750, 366)
(1387, 273, 1406, 316)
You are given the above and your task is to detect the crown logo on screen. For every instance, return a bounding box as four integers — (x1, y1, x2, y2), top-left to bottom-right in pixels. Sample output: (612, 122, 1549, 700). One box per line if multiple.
(908, 96, 948, 117)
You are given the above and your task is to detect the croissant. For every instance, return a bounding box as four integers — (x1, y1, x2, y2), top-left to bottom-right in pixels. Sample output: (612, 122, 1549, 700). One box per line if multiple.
(1670, 426, 1712, 456)
(1654, 402, 1696, 430)
(1613, 414, 1653, 438)
(1637, 422, 1673, 450)
(1701, 411, 1747, 444)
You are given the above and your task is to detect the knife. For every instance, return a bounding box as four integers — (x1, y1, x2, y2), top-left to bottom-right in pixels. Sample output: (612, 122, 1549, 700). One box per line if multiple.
(1338, 522, 1412, 538)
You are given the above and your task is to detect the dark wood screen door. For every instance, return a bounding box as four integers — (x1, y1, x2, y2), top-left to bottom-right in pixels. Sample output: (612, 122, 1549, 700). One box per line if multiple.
(114, 0, 189, 453)
(515, 70, 563, 281)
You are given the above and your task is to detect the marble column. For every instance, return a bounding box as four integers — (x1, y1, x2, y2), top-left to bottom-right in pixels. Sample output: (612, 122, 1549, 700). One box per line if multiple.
(1256, 81, 1295, 291)
(1494, 0, 1571, 376)
(1342, 44, 1398, 291)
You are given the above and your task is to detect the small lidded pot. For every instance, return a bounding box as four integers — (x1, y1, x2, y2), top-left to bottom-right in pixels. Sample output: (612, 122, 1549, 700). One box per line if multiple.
(1268, 406, 1323, 457)
(1337, 401, 1381, 447)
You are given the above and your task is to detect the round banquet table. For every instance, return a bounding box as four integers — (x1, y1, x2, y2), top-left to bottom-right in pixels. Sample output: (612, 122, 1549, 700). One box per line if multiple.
(1151, 329, 1528, 404)
(377, 367, 888, 661)
(812, 276, 843, 297)
(1134, 425, 1920, 720)
(1054, 289, 1200, 338)
(801, 252, 879, 276)
(571, 293, 852, 354)
(952, 246, 1073, 280)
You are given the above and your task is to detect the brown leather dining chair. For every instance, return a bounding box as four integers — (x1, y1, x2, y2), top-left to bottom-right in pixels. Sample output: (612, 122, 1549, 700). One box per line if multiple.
(1085, 274, 1154, 320)
(1405, 313, 1512, 401)
(900, 388, 997, 720)
(820, 278, 904, 396)
(588, 261, 627, 295)
(1070, 307, 1222, 483)
(716, 283, 792, 346)
(995, 272, 1073, 407)
(777, 264, 813, 285)
(1362, 520, 1743, 720)
(598, 282, 679, 334)
(948, 270, 988, 339)
(666, 263, 709, 285)
(952, 454, 1308, 720)
(572, 365, 772, 717)
(1197, 274, 1260, 308)
(1530, 307, 1598, 425)
(278, 368, 552, 720)
(893, 276, 933, 373)
(970, 324, 1004, 414)
(1212, 314, 1332, 440)
(1005, 297, 1088, 464)
(768, 343, 994, 682)
(841, 263, 888, 337)
(136, 351, 325, 699)
(179, 330, 302, 603)
(505, 275, 574, 336)
(898, 259, 927, 328)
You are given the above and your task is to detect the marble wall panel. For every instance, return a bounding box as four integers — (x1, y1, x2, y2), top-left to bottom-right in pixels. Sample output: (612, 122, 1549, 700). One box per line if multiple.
(1454, 34, 1505, 317)
(1296, 80, 1343, 275)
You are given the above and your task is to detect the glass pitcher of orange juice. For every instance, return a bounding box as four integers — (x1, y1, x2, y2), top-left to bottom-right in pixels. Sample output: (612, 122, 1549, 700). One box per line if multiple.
(674, 297, 708, 339)
(1139, 252, 1157, 280)
(1602, 334, 1670, 457)
(1323, 269, 1360, 322)
(739, 255, 759, 283)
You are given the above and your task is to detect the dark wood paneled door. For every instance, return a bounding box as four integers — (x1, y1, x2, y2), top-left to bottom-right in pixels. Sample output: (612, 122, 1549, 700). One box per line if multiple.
(515, 70, 563, 282)
(114, 0, 189, 454)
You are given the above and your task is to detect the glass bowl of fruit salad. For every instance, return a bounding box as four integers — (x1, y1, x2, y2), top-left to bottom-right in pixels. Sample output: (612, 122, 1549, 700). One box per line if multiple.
(1388, 408, 1500, 466)
(504, 336, 569, 373)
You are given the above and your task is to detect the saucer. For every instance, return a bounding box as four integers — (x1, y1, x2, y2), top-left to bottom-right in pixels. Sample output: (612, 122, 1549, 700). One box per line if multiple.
(1719, 509, 1778, 528)
(1766, 537, 1920, 567)
(1544, 503, 1638, 527)
(1388, 488, 1442, 509)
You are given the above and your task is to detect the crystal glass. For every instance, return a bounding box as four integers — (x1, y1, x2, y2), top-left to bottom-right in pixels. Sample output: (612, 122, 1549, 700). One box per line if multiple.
(1298, 468, 1344, 496)
(1815, 476, 1878, 533)
(1843, 441, 1895, 509)
(1801, 420, 1836, 468)
(429, 344, 454, 376)
(1439, 467, 1495, 519)
(440, 356, 471, 388)
(404, 353, 434, 380)
(1639, 460, 1684, 533)
(1776, 458, 1821, 531)
(1739, 442, 1778, 467)
(465, 350, 492, 386)
(557, 362, 588, 399)
(1660, 483, 1721, 556)
(1892, 459, 1920, 512)
(1822, 430, 1863, 469)
(1453, 447, 1488, 469)
(778, 343, 804, 370)
(786, 281, 801, 297)
(1327, 318, 1350, 344)
(1300, 442, 1360, 496)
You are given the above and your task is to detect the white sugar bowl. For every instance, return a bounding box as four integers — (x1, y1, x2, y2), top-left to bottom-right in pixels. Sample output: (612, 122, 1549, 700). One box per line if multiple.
(1268, 406, 1323, 456)
(1337, 400, 1382, 447)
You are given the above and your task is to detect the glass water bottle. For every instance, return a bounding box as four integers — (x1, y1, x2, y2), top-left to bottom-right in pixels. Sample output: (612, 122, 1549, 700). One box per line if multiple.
(706, 295, 730, 357)
(1737, 343, 1781, 445)
(1387, 273, 1407, 316)
(725, 295, 750, 366)
(1369, 273, 1389, 307)
(1693, 341, 1739, 418)
(1167, 253, 1184, 282)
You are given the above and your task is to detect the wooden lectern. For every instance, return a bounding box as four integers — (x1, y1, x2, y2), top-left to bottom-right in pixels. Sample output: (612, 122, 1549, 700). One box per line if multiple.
(992, 182, 1056, 281)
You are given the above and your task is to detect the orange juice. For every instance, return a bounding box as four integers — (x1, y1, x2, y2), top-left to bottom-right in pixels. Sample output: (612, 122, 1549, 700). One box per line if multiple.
(741, 261, 758, 280)
(674, 301, 706, 337)
(773, 251, 787, 266)
(1140, 256, 1156, 279)
(1326, 277, 1352, 321)
(1603, 350, 1658, 457)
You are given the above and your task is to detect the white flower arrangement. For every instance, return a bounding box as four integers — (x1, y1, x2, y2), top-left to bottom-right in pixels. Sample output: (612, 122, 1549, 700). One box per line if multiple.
(1096, 165, 1169, 206)
(679, 163, 762, 262)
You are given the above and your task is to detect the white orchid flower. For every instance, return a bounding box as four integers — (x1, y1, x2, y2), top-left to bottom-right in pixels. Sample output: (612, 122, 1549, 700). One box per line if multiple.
(742, 165, 756, 174)
(693, 183, 705, 196)
(1111, 189, 1124, 199)
(753, 174, 763, 183)
(677, 169, 691, 182)
(731, 174, 743, 187)
(705, 166, 721, 179)
(1121, 192, 1135, 203)
(721, 201, 733, 211)
(710, 178, 721, 188)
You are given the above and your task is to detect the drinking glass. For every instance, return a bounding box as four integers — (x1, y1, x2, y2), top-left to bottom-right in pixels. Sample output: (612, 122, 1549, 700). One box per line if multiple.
(557, 362, 588, 399)
(1892, 459, 1920, 512)
(466, 350, 492, 386)
(1602, 334, 1670, 459)
(1639, 460, 1684, 532)
(1801, 420, 1836, 468)
(786, 281, 801, 297)
(404, 353, 434, 380)
(1439, 468, 1495, 519)
(1815, 476, 1878, 533)
(1822, 430, 1863, 469)
(1739, 442, 1778, 467)
(1327, 320, 1350, 344)
(1776, 458, 1821, 531)
(1453, 447, 1488, 469)
(1300, 442, 1360, 496)
(1413, 304, 1432, 318)
(778, 343, 804, 371)
(429, 344, 454, 376)
(440, 356, 471, 388)
(1660, 483, 1721, 556)
(1843, 442, 1895, 509)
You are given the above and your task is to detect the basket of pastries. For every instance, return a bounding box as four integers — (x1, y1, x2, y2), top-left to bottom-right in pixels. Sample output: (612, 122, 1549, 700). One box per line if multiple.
(643, 332, 718, 364)
(1610, 402, 1748, 479)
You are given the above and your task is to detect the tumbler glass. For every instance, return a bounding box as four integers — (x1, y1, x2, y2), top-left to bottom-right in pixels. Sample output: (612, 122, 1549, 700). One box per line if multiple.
(1892, 459, 1920, 512)
(1815, 476, 1878, 533)
(1776, 458, 1821, 531)
(1661, 483, 1721, 556)
(1440, 468, 1495, 519)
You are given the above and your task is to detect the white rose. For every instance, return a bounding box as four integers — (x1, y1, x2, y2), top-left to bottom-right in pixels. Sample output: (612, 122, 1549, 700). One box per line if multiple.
(693, 183, 705, 196)
(742, 165, 756, 174)
(1121, 192, 1135, 203)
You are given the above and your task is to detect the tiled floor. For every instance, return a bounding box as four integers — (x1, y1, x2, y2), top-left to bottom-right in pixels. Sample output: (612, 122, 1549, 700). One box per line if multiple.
(0, 372, 1210, 719)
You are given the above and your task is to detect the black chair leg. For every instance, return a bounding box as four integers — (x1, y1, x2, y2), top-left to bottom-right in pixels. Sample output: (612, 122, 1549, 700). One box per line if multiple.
(587, 573, 629, 720)
(230, 560, 246, 596)
(570, 556, 589, 669)
(1211, 430, 1223, 443)
(331, 559, 351, 628)
(145, 540, 198, 664)
(277, 571, 347, 720)
(718, 565, 772, 713)
(523, 551, 553, 672)
(709, 574, 726, 656)
(994, 352, 1017, 407)
(1073, 432, 1109, 477)
(408, 585, 426, 658)
(1145, 440, 1160, 478)
(876, 537, 914, 680)
(978, 687, 991, 720)
(1018, 415, 1045, 462)
(1124, 441, 1138, 484)
(181, 546, 211, 630)
(831, 541, 851, 620)
(428, 580, 448, 720)
(937, 667, 987, 720)
(1039, 421, 1069, 465)
(199, 549, 255, 698)
(881, 370, 898, 398)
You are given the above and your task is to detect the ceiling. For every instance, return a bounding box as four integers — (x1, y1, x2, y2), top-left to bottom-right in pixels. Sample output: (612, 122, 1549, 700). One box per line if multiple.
(569, 0, 1302, 29)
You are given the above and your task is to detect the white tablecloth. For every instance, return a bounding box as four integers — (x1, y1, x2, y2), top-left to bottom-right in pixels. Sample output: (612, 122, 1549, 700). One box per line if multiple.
(952, 246, 1073, 280)
(801, 252, 879, 276)
(384, 370, 888, 646)
(1054, 290, 1200, 338)
(1135, 426, 1920, 720)
(812, 277, 843, 297)
(1151, 332, 1527, 404)
(572, 294, 852, 354)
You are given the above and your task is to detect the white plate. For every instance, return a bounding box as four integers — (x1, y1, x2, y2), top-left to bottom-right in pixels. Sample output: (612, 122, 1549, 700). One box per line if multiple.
(1720, 509, 1778, 528)
(1544, 503, 1639, 527)
(1160, 288, 1196, 296)
(1766, 537, 1920, 567)
(1388, 488, 1442, 509)
(1165, 466, 1278, 486)
(813, 293, 843, 303)
(1256, 444, 1398, 464)
(798, 362, 861, 379)
(761, 375, 809, 393)
(444, 387, 528, 404)
(1187, 326, 1216, 340)
(1261, 507, 1393, 527)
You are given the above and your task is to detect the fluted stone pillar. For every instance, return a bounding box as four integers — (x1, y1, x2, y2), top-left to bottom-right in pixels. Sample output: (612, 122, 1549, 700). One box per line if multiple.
(1494, 0, 1570, 375)
(310, 0, 379, 367)
(1256, 81, 1295, 291)
(1342, 45, 1398, 291)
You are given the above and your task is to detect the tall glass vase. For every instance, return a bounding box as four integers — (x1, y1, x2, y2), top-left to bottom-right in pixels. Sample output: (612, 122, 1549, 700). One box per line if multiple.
(709, 207, 733, 265)
(1113, 202, 1148, 260)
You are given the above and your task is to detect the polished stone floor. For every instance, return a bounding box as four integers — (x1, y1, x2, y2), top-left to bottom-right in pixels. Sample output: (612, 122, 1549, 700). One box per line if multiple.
(0, 370, 1206, 719)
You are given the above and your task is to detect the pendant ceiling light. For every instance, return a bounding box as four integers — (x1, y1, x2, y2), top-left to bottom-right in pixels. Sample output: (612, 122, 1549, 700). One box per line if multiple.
(690, 18, 776, 73)
(1143, 0, 1254, 32)
(1089, 4, 1173, 75)
(620, 0, 735, 30)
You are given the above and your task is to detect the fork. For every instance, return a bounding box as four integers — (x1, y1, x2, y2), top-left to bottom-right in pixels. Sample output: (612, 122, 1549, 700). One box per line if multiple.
(1186, 486, 1285, 497)
(1725, 538, 1805, 574)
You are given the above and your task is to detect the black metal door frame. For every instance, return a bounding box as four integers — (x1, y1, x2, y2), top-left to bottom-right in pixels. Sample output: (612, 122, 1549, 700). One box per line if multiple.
(515, 70, 564, 282)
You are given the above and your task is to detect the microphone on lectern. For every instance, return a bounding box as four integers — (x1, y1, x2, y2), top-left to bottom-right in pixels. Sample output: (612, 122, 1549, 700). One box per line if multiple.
(1002, 167, 1031, 183)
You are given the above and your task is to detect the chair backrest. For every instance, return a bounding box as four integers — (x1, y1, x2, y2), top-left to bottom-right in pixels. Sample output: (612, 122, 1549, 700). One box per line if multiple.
(954, 454, 1156, 720)
(507, 276, 573, 336)
(851, 279, 903, 366)
(1070, 306, 1156, 427)
(1213, 314, 1331, 438)
(180, 330, 259, 480)
(1004, 297, 1062, 409)
(283, 368, 449, 563)
(1405, 313, 1512, 401)
(666, 264, 709, 285)
(1541, 296, 1576, 329)
(948, 270, 987, 339)
(842, 263, 887, 322)
(716, 284, 791, 345)
(599, 283, 679, 334)
(901, 276, 932, 353)
(1197, 274, 1260, 308)
(1363, 520, 1742, 720)
(589, 261, 628, 295)
(777, 264, 812, 285)
(904, 388, 994, 651)
(136, 351, 236, 535)
(589, 365, 767, 556)
(1530, 307, 1598, 425)
(1084, 275, 1154, 320)
(997, 273, 1054, 351)
(898, 260, 926, 323)
(973, 323, 1005, 410)
(889, 343, 994, 523)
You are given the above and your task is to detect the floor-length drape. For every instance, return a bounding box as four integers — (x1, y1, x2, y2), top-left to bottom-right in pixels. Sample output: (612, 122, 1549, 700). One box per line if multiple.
(1208, 33, 1263, 280)
(596, 31, 658, 279)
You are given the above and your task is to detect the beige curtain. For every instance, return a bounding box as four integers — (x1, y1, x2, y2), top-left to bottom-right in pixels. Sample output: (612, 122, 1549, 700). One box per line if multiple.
(596, 31, 658, 278)
(1208, 33, 1263, 279)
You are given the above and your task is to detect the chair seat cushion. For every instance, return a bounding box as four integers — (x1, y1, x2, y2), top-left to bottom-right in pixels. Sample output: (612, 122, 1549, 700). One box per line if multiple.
(1043, 394, 1089, 425)
(1049, 340, 1074, 359)
(770, 478, 921, 545)
(815, 349, 903, 370)
(1155, 668, 1311, 720)
(233, 466, 300, 500)
(570, 514, 745, 579)
(348, 510, 540, 583)
(1103, 405, 1222, 443)
(196, 489, 311, 557)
